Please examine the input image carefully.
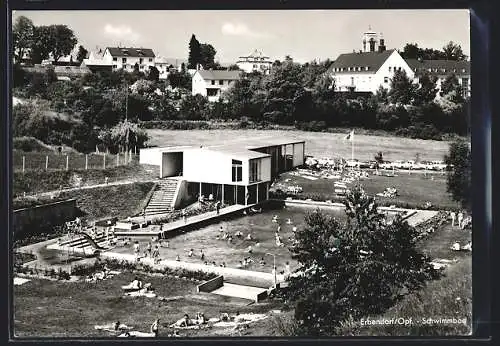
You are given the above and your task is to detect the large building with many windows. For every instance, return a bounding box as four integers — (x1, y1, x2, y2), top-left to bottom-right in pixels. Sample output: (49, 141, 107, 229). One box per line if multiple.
(236, 49, 272, 74)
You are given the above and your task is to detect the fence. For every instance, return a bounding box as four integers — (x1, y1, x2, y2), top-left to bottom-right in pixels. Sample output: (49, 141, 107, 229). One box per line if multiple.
(13, 151, 139, 172)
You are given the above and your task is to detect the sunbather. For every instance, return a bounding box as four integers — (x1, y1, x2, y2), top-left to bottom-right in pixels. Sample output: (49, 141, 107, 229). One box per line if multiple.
(451, 242, 461, 251)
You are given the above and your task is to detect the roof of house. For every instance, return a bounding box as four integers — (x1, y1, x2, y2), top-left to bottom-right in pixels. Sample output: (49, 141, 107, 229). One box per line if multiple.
(196, 70, 242, 80)
(238, 49, 270, 59)
(155, 57, 187, 66)
(329, 49, 396, 74)
(405, 59, 470, 75)
(106, 47, 156, 58)
(193, 146, 270, 160)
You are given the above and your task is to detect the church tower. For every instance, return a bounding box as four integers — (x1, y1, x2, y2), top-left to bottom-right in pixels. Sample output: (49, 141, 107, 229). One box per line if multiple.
(362, 26, 379, 52)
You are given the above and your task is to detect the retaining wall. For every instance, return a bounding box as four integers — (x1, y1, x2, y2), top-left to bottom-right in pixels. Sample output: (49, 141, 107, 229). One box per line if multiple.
(197, 275, 224, 293)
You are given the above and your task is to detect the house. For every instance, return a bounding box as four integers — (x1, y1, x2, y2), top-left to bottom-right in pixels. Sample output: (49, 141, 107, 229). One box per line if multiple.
(192, 70, 242, 102)
(405, 59, 470, 98)
(139, 138, 305, 207)
(155, 57, 187, 79)
(82, 49, 113, 72)
(103, 47, 156, 72)
(236, 49, 272, 74)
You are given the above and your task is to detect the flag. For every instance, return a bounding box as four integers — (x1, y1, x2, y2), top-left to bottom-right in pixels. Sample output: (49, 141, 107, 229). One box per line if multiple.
(344, 130, 354, 141)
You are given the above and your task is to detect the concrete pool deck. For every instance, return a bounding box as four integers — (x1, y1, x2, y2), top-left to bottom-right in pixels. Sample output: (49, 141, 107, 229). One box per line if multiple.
(117, 204, 256, 237)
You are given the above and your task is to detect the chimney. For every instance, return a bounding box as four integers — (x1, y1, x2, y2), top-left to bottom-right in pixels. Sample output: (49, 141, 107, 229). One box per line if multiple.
(378, 39, 386, 52)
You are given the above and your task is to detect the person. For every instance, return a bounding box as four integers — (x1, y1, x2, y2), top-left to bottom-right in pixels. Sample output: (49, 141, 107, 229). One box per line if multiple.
(165, 240, 169, 248)
(219, 226, 224, 233)
(175, 254, 180, 261)
(247, 245, 253, 254)
(227, 235, 233, 244)
(203, 261, 208, 265)
(277, 225, 281, 233)
(450, 211, 457, 227)
(451, 242, 461, 251)
(272, 215, 278, 223)
(285, 261, 291, 276)
(463, 241, 472, 251)
(146, 242, 152, 257)
(221, 262, 226, 268)
(212, 261, 216, 266)
(188, 249, 194, 257)
(105, 176, 109, 185)
(216, 200, 221, 215)
(151, 319, 159, 337)
(259, 258, 265, 266)
(143, 208, 147, 223)
(246, 233, 253, 240)
(153, 245, 160, 264)
(127, 216, 132, 223)
(182, 209, 187, 224)
(458, 211, 464, 228)
(208, 194, 214, 202)
(134, 241, 140, 258)
(255, 242, 260, 247)
(237, 261, 243, 268)
(286, 218, 292, 225)
(200, 249, 204, 259)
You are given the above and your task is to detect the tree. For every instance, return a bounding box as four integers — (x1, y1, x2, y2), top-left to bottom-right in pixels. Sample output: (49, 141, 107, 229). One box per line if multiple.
(13, 16, 35, 63)
(200, 43, 217, 69)
(76, 45, 88, 63)
(98, 119, 149, 153)
(228, 64, 241, 71)
(31, 26, 54, 64)
(167, 70, 192, 90)
(179, 94, 209, 120)
(374, 151, 383, 163)
(399, 43, 422, 60)
(281, 187, 439, 335)
(413, 72, 438, 105)
(49, 25, 78, 62)
(388, 70, 417, 105)
(444, 140, 471, 210)
(442, 41, 467, 61)
(148, 66, 160, 81)
(440, 73, 462, 99)
(188, 34, 201, 69)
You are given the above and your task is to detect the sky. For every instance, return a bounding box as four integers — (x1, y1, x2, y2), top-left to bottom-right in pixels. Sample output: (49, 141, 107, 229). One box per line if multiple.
(12, 10, 470, 63)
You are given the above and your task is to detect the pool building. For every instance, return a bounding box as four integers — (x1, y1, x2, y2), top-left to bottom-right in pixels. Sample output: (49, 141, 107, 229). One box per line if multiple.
(139, 138, 305, 212)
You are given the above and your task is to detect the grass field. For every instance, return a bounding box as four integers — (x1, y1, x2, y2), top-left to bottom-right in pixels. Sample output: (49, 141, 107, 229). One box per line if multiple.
(145, 129, 453, 162)
(274, 170, 458, 210)
(13, 272, 282, 338)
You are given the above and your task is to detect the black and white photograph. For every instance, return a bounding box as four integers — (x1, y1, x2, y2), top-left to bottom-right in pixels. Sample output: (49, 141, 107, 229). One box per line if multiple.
(11, 9, 472, 338)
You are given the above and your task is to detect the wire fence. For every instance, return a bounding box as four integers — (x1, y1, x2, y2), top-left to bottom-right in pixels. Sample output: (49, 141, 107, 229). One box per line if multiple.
(13, 151, 139, 172)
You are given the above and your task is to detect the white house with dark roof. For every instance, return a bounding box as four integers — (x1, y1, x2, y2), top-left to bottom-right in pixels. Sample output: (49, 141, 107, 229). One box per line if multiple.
(103, 47, 156, 72)
(330, 49, 414, 93)
(192, 70, 242, 102)
(405, 59, 471, 98)
(236, 49, 272, 74)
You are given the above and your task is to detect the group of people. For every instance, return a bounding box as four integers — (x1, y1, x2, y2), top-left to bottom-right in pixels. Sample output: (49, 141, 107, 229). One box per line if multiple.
(450, 210, 472, 229)
(133, 241, 161, 263)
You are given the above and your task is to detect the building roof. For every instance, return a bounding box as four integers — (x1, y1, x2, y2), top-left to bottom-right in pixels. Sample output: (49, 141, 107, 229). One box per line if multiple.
(106, 47, 156, 58)
(405, 59, 470, 76)
(155, 57, 187, 66)
(238, 49, 270, 59)
(196, 70, 242, 80)
(329, 49, 396, 74)
(195, 146, 271, 160)
(209, 137, 305, 150)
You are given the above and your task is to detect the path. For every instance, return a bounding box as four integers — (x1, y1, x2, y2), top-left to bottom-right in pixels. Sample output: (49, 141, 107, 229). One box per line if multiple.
(20, 178, 159, 199)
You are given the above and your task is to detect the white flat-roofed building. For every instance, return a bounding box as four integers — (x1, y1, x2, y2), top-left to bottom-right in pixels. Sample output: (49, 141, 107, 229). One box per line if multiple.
(139, 138, 305, 206)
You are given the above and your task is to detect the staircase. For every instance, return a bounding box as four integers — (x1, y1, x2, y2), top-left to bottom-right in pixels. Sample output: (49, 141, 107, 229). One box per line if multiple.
(144, 179, 180, 216)
(57, 232, 110, 251)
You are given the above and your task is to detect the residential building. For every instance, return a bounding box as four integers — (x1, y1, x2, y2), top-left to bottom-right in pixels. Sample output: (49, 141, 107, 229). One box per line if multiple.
(139, 138, 305, 206)
(405, 59, 471, 98)
(192, 70, 242, 102)
(236, 49, 272, 74)
(155, 57, 187, 79)
(103, 47, 156, 72)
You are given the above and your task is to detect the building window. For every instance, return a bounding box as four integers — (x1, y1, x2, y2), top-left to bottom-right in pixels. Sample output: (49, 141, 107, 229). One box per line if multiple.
(389, 66, 392, 72)
(219, 80, 223, 85)
(341, 68, 344, 72)
(113, 65, 117, 69)
(384, 77, 389, 83)
(351, 77, 354, 85)
(462, 68, 466, 73)
(398, 67, 402, 71)
(348, 67, 351, 71)
(462, 78, 469, 97)
(249, 160, 261, 183)
(122, 58, 127, 63)
(369, 76, 372, 82)
(113, 57, 117, 61)
(149, 58, 153, 62)
(211, 80, 215, 85)
(253, 64, 257, 68)
(232, 159, 242, 182)
(139, 58, 144, 64)
(365, 66, 369, 71)
(207, 88, 218, 97)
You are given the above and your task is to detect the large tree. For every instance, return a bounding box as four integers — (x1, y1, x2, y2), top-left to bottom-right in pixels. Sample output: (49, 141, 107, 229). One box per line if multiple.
(281, 187, 438, 336)
(49, 25, 78, 62)
(413, 72, 438, 105)
(442, 41, 467, 61)
(31, 26, 54, 64)
(76, 45, 88, 63)
(13, 16, 35, 63)
(444, 140, 471, 210)
(200, 43, 217, 69)
(188, 34, 201, 69)
(388, 69, 417, 105)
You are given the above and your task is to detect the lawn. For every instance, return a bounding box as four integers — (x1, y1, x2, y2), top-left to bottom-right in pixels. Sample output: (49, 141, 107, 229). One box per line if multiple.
(145, 129, 453, 162)
(60, 182, 156, 221)
(13, 272, 282, 338)
(274, 170, 457, 210)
